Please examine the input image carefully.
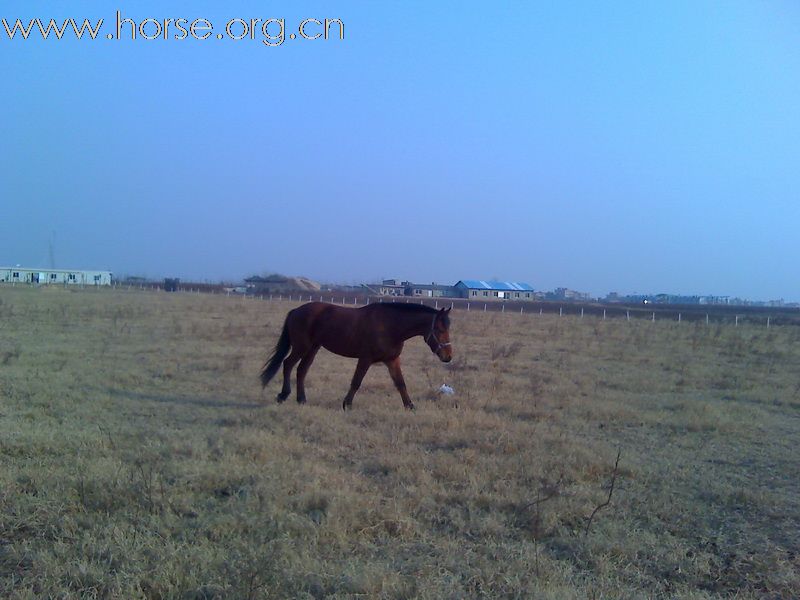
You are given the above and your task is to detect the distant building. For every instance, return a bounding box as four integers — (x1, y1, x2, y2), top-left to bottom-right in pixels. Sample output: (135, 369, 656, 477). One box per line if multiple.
(374, 280, 454, 297)
(378, 279, 407, 296)
(453, 280, 535, 301)
(0, 266, 112, 286)
(407, 283, 453, 298)
(550, 287, 591, 302)
(244, 274, 321, 295)
(603, 293, 745, 305)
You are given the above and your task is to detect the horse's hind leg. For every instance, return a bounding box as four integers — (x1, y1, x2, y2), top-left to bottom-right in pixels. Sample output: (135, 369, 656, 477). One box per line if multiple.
(295, 345, 320, 404)
(277, 349, 303, 402)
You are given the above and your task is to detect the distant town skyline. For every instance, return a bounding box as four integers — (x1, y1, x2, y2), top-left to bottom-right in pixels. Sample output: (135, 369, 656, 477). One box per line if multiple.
(2, 258, 799, 305)
(3, 2, 799, 302)
(3, 261, 798, 306)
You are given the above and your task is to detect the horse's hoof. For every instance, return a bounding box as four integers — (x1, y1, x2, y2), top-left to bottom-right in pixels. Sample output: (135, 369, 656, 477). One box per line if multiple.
(342, 400, 351, 411)
(405, 402, 415, 411)
(297, 397, 306, 405)
(276, 393, 288, 403)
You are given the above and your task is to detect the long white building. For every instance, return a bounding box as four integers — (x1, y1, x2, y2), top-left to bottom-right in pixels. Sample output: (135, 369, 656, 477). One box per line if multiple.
(0, 267, 113, 286)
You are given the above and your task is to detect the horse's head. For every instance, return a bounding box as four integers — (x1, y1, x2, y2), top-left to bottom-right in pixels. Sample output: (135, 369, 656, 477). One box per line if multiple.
(426, 307, 452, 362)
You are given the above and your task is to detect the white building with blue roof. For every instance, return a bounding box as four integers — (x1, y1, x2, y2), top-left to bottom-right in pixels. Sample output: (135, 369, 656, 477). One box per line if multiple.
(454, 280, 535, 301)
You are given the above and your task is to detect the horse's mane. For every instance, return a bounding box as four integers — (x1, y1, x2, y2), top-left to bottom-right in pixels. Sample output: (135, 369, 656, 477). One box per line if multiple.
(375, 302, 439, 314)
(374, 302, 449, 326)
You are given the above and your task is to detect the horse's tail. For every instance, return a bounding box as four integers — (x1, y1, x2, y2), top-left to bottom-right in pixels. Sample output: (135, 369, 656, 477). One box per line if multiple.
(260, 314, 291, 388)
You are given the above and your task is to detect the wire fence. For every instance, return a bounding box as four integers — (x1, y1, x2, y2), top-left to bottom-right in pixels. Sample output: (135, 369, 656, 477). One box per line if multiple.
(3, 281, 795, 328)
(205, 289, 795, 328)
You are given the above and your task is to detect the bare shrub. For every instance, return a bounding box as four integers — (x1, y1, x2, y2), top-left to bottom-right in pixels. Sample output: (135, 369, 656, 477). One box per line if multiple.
(490, 341, 523, 361)
(1, 345, 20, 366)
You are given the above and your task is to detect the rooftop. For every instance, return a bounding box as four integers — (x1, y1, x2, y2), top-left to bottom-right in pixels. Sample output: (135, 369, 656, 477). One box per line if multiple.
(456, 280, 534, 292)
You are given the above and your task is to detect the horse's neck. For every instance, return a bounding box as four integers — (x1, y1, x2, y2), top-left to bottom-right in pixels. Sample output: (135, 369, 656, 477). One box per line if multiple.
(397, 312, 430, 341)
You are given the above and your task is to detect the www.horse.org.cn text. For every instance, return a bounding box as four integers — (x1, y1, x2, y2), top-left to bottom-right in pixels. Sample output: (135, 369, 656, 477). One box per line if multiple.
(1, 13, 345, 47)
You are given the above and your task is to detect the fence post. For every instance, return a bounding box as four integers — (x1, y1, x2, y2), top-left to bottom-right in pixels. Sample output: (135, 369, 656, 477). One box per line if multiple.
(502, 304, 505, 313)
(484, 304, 487, 312)
(520, 306, 523, 314)
(767, 316, 770, 328)
(678, 313, 681, 323)
(539, 308, 542, 316)
(435, 300, 438, 309)
(603, 309, 606, 320)
(626, 310, 630, 322)
(706, 314, 709, 325)
(580, 307, 584, 318)
(735, 315, 739, 327)
(559, 307, 563, 317)
(652, 311, 655, 322)
(467, 302, 470, 311)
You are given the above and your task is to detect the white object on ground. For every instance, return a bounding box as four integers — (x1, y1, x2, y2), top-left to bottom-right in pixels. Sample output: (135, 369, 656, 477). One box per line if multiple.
(439, 384, 455, 395)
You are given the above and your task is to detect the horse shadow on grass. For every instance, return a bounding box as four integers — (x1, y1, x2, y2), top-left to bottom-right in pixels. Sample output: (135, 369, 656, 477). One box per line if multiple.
(104, 388, 262, 411)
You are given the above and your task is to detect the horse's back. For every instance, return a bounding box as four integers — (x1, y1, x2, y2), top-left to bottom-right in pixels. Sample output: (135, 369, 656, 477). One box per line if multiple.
(286, 302, 365, 357)
(288, 301, 361, 323)
(282, 302, 416, 361)
(284, 301, 357, 341)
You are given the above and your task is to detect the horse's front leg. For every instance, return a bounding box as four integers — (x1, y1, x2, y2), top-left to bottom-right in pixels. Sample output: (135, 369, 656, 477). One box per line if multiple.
(342, 356, 371, 410)
(385, 357, 414, 410)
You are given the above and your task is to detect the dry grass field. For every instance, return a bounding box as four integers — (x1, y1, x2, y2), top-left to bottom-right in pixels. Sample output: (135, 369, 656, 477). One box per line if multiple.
(1, 286, 798, 599)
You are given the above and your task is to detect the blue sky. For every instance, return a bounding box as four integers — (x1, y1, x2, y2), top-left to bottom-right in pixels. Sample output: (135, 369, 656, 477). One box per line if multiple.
(2, 1, 799, 299)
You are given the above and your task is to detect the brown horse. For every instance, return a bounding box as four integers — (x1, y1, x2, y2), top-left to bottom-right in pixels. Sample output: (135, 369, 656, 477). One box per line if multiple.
(260, 302, 452, 410)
